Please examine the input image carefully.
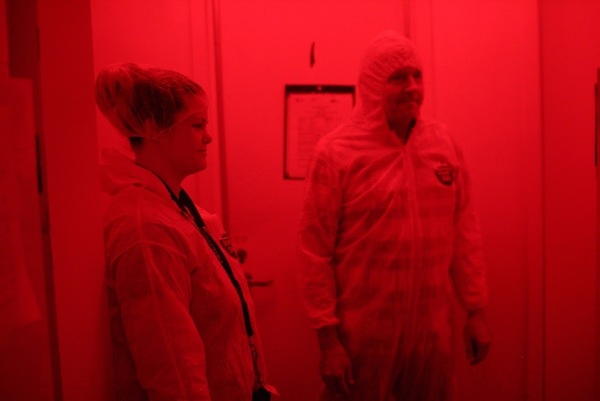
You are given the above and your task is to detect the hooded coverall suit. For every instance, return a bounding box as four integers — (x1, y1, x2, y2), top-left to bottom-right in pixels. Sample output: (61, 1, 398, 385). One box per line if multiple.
(298, 32, 488, 401)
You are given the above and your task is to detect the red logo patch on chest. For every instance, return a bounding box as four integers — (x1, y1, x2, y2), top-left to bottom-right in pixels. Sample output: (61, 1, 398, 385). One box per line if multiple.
(435, 163, 455, 186)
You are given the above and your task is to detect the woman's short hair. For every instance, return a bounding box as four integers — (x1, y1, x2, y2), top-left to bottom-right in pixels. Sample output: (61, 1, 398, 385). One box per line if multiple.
(95, 63, 207, 141)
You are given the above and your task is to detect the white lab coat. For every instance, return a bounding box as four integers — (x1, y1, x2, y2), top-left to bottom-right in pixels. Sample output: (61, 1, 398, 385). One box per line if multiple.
(101, 149, 268, 401)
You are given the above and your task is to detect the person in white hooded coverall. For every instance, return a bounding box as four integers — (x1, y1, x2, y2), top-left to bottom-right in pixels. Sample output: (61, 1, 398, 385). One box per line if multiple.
(96, 63, 275, 401)
(298, 32, 491, 401)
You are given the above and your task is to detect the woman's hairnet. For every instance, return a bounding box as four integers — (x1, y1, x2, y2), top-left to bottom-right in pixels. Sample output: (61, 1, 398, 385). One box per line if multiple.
(353, 31, 422, 130)
(95, 63, 207, 139)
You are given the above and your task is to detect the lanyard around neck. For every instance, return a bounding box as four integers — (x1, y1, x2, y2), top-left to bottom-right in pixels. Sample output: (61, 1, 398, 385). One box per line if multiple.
(160, 180, 254, 337)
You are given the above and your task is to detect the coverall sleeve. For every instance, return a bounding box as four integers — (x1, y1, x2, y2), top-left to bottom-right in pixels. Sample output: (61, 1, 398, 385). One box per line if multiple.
(298, 149, 343, 329)
(112, 223, 211, 401)
(449, 144, 488, 311)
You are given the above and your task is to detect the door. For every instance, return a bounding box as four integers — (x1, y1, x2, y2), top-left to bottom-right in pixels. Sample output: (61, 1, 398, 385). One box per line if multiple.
(1, 1, 55, 399)
(0, 77, 54, 401)
(217, 2, 408, 400)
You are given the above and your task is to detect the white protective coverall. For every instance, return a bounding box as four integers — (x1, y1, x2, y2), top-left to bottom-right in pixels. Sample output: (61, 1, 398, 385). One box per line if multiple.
(101, 149, 268, 401)
(298, 32, 488, 401)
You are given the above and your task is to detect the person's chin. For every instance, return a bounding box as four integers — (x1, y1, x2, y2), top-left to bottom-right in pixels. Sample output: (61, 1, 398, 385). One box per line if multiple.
(407, 106, 421, 120)
(187, 162, 207, 175)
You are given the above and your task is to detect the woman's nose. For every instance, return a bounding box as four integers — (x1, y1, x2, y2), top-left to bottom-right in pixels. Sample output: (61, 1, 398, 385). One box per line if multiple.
(203, 132, 213, 144)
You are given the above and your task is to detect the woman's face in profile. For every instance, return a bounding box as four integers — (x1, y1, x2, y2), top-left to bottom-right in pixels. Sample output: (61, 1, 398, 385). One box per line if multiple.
(161, 97, 212, 177)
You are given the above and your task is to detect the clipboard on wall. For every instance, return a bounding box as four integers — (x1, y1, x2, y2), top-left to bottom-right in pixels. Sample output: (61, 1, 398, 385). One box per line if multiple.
(283, 85, 355, 180)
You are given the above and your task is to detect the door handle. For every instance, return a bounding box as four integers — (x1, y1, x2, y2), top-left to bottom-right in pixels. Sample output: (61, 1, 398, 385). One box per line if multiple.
(238, 248, 274, 287)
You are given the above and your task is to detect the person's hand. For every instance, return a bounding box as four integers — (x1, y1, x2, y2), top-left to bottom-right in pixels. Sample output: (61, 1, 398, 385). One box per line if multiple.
(319, 342, 355, 395)
(316, 326, 355, 396)
(463, 309, 492, 365)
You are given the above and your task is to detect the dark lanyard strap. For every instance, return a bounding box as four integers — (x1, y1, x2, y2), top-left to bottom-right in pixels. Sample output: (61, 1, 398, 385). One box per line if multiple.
(162, 182, 254, 337)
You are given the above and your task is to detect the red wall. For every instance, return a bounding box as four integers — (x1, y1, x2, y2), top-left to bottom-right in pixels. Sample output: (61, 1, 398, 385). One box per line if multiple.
(541, 1, 599, 400)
